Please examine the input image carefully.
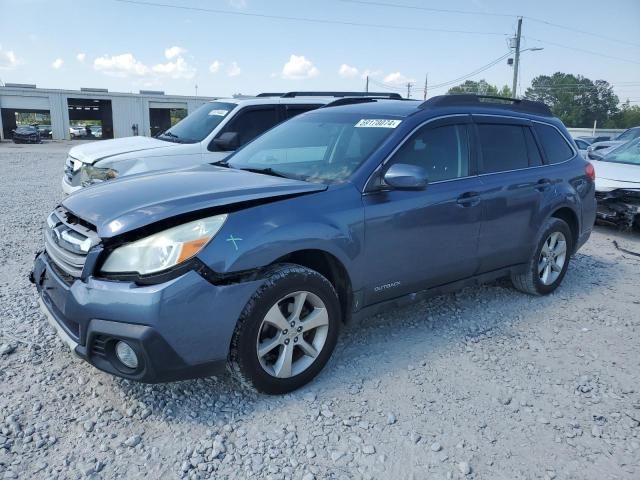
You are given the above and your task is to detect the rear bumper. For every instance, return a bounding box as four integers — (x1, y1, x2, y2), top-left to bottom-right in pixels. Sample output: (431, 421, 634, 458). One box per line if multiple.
(32, 252, 262, 383)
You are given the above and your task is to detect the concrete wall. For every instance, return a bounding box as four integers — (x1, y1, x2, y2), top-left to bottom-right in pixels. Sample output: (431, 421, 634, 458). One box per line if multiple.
(567, 127, 625, 139)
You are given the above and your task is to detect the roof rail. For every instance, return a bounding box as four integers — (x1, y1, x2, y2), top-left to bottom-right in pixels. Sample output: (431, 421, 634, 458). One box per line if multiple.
(322, 98, 378, 108)
(277, 91, 403, 99)
(419, 94, 552, 116)
(256, 92, 285, 97)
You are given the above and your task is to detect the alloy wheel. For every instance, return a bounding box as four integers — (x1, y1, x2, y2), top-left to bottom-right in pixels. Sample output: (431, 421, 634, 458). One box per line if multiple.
(538, 231, 567, 285)
(256, 291, 329, 378)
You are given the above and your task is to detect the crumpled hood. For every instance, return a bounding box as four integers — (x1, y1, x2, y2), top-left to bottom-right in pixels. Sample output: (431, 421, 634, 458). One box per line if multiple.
(62, 165, 327, 238)
(591, 159, 640, 192)
(69, 136, 174, 164)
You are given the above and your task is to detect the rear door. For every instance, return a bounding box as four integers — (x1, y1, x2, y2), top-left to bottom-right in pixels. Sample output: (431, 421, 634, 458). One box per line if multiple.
(473, 116, 549, 273)
(362, 116, 483, 304)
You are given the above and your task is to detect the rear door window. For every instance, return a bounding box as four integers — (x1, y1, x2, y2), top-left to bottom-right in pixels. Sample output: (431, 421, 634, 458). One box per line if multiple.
(477, 124, 529, 173)
(284, 104, 322, 120)
(212, 107, 278, 150)
(533, 123, 575, 164)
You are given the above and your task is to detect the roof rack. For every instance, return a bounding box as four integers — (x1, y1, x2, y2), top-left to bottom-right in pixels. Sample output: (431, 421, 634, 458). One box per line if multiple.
(419, 94, 552, 116)
(256, 91, 403, 100)
(322, 97, 393, 108)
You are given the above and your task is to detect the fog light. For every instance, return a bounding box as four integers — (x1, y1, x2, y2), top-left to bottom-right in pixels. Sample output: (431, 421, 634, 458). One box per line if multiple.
(115, 341, 138, 369)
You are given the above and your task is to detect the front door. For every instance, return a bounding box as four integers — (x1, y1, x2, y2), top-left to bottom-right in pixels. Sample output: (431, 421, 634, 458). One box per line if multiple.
(362, 117, 482, 305)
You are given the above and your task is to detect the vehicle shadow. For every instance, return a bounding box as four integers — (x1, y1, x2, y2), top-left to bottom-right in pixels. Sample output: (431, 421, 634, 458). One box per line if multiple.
(110, 246, 625, 431)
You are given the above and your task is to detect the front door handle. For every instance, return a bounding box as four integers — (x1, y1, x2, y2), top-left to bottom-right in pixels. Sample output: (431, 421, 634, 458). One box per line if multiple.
(535, 178, 552, 191)
(456, 191, 480, 207)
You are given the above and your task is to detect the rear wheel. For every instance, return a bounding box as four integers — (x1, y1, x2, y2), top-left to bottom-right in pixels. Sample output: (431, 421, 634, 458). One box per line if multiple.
(228, 264, 340, 394)
(511, 218, 572, 295)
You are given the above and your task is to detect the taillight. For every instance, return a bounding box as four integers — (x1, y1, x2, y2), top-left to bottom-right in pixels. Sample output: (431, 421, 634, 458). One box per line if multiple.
(585, 162, 595, 181)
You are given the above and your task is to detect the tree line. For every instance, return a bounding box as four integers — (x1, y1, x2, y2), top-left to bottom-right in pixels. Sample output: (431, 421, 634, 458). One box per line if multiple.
(446, 73, 639, 129)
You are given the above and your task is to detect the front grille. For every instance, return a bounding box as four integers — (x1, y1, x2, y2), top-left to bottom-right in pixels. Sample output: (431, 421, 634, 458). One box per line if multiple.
(64, 156, 81, 183)
(44, 207, 99, 278)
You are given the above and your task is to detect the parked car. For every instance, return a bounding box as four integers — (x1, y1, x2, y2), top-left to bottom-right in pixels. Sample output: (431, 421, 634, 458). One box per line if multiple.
(87, 125, 102, 138)
(61, 92, 401, 195)
(12, 125, 41, 144)
(578, 135, 610, 143)
(32, 94, 595, 394)
(587, 127, 640, 160)
(35, 124, 52, 138)
(590, 137, 640, 229)
(70, 125, 86, 138)
(574, 138, 591, 157)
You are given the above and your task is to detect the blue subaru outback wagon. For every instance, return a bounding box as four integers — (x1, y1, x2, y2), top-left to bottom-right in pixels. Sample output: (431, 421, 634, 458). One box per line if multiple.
(32, 95, 596, 394)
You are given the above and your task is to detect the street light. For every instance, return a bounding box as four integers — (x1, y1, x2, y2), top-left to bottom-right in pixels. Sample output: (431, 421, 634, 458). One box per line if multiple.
(512, 46, 544, 98)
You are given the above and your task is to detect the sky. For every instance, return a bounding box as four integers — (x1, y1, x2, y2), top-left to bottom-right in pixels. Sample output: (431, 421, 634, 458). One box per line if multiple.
(0, 0, 639, 102)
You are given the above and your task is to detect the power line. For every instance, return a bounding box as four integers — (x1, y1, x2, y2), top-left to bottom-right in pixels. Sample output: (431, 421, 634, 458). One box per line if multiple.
(114, 0, 508, 37)
(524, 37, 640, 65)
(340, 0, 640, 48)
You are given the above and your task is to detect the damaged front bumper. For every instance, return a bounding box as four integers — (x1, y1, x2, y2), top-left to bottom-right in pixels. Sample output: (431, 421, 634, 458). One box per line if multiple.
(595, 189, 640, 229)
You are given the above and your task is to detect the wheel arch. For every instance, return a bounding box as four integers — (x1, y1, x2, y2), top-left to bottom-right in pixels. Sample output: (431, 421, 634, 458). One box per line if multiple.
(273, 249, 353, 323)
(550, 206, 579, 253)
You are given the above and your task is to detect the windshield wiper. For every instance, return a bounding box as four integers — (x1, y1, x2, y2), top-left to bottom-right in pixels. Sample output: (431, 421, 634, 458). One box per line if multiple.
(212, 159, 230, 167)
(158, 131, 183, 143)
(238, 167, 291, 179)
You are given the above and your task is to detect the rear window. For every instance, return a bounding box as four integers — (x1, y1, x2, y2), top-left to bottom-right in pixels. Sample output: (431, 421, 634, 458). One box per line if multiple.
(477, 124, 529, 173)
(534, 123, 574, 164)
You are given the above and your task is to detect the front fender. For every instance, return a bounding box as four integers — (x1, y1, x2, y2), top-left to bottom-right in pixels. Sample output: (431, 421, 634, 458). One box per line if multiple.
(197, 185, 365, 288)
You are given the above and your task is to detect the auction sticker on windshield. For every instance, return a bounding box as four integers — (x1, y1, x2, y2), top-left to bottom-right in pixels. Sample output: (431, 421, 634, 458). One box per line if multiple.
(208, 109, 229, 116)
(355, 119, 402, 128)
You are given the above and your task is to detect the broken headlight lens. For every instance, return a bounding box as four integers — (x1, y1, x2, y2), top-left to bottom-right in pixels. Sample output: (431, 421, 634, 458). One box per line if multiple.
(100, 215, 228, 276)
(80, 164, 118, 186)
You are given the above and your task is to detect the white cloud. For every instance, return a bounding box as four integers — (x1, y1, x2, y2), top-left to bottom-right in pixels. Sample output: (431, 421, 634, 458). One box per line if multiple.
(51, 58, 64, 70)
(209, 60, 222, 74)
(0, 45, 19, 70)
(76, 53, 86, 62)
(152, 56, 195, 79)
(164, 46, 186, 60)
(383, 71, 414, 85)
(94, 53, 150, 77)
(338, 64, 359, 79)
(281, 55, 319, 80)
(227, 61, 241, 77)
(93, 50, 195, 79)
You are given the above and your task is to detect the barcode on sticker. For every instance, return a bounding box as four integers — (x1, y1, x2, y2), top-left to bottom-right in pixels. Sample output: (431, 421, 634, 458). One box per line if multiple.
(355, 119, 401, 128)
(208, 109, 229, 116)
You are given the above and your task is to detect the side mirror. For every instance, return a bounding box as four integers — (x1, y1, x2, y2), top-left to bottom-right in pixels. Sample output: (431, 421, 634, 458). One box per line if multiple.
(213, 131, 240, 151)
(383, 163, 428, 190)
(587, 150, 604, 161)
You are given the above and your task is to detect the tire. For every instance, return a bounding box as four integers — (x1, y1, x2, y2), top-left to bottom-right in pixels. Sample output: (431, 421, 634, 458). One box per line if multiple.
(511, 217, 573, 296)
(228, 263, 341, 394)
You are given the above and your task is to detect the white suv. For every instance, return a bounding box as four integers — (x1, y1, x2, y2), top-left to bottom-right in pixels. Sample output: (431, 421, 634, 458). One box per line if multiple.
(62, 92, 400, 194)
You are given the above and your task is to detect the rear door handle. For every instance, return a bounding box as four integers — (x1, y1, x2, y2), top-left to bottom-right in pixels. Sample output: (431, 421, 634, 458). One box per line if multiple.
(535, 178, 552, 191)
(456, 191, 480, 207)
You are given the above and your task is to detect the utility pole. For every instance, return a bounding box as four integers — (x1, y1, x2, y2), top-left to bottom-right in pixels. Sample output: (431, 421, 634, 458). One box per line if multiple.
(365, 75, 369, 93)
(406, 82, 412, 99)
(195, 84, 198, 97)
(511, 17, 522, 99)
(423, 74, 428, 100)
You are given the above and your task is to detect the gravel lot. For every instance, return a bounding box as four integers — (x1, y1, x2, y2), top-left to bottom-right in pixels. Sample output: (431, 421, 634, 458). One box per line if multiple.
(1, 140, 639, 480)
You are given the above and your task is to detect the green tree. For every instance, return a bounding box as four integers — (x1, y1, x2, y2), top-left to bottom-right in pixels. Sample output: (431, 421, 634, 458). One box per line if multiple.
(607, 101, 640, 128)
(447, 80, 512, 97)
(523, 73, 618, 127)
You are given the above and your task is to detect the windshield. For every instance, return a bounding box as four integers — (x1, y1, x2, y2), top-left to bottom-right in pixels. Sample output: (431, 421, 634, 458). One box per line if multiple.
(226, 112, 401, 183)
(615, 128, 640, 142)
(603, 137, 640, 165)
(157, 101, 236, 144)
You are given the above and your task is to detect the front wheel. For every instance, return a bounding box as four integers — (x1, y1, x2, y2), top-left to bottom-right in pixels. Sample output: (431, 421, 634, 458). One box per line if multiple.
(511, 218, 573, 295)
(228, 264, 341, 394)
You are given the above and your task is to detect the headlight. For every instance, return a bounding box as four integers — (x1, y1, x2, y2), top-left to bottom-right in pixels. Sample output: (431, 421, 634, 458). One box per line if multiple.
(80, 164, 118, 186)
(101, 215, 228, 275)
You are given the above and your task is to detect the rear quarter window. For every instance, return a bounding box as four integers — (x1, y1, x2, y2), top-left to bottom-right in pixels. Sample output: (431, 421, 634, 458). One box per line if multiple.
(477, 124, 529, 173)
(534, 123, 574, 164)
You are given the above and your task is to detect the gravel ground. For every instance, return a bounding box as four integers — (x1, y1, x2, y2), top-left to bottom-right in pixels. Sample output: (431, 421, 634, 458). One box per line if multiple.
(1, 141, 639, 480)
